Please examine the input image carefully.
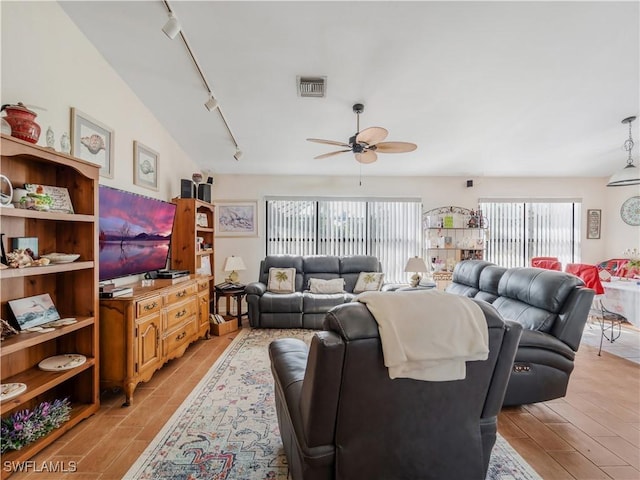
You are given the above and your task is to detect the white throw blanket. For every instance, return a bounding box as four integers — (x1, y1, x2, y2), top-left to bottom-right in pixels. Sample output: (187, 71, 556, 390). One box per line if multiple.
(357, 290, 489, 381)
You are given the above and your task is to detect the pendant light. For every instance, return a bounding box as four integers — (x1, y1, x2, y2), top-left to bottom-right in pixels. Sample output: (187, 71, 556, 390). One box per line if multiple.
(607, 116, 640, 187)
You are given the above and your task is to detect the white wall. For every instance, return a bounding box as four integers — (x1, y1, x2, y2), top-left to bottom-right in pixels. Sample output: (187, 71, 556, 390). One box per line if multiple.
(0, 1, 199, 199)
(212, 174, 640, 283)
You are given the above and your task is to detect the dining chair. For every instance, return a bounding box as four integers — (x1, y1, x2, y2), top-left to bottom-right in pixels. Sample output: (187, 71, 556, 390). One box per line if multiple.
(565, 263, 626, 355)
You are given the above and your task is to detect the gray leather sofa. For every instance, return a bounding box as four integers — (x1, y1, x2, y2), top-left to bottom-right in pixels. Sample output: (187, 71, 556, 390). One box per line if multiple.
(446, 260, 595, 406)
(246, 255, 381, 329)
(269, 297, 522, 480)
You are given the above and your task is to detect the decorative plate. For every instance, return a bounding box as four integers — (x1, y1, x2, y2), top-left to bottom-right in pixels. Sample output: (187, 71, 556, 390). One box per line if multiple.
(41, 253, 80, 264)
(1, 383, 27, 401)
(38, 354, 86, 372)
(620, 196, 640, 226)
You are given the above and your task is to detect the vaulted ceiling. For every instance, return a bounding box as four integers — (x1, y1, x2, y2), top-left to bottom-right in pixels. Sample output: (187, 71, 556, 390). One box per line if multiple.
(60, 1, 639, 178)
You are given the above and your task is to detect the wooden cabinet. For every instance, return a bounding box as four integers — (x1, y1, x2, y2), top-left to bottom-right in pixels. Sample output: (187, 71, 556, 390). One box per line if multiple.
(99, 276, 209, 406)
(0, 134, 100, 475)
(171, 198, 214, 274)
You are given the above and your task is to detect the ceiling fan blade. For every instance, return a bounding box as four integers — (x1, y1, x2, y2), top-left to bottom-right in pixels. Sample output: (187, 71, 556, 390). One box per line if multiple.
(355, 150, 377, 164)
(375, 141, 418, 153)
(356, 127, 388, 145)
(307, 138, 350, 147)
(314, 149, 351, 159)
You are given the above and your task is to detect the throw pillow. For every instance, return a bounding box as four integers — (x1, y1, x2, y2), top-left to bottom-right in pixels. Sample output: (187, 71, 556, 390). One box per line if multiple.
(353, 272, 385, 294)
(267, 267, 296, 293)
(308, 278, 345, 294)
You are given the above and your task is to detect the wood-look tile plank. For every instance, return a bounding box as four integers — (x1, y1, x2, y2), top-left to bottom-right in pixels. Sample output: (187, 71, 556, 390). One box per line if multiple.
(547, 422, 628, 466)
(504, 412, 574, 451)
(524, 403, 569, 424)
(546, 403, 617, 438)
(497, 413, 527, 439)
(505, 437, 573, 479)
(547, 451, 612, 479)
(601, 465, 640, 479)
(594, 436, 640, 469)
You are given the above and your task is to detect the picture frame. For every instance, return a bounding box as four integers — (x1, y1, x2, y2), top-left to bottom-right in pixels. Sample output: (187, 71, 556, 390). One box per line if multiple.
(70, 108, 114, 178)
(215, 201, 258, 237)
(196, 213, 209, 228)
(133, 141, 159, 191)
(23, 184, 74, 213)
(587, 209, 601, 239)
(8, 293, 61, 331)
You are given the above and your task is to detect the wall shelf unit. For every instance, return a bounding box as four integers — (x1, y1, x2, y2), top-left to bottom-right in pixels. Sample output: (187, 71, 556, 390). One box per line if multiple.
(0, 134, 100, 477)
(423, 206, 487, 281)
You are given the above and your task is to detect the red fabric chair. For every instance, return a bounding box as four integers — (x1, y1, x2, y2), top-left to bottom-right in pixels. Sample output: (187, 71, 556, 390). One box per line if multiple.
(564, 263, 604, 294)
(531, 257, 561, 271)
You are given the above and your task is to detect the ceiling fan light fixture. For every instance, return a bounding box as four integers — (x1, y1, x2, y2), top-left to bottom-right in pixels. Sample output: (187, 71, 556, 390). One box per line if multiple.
(162, 12, 181, 39)
(233, 148, 243, 161)
(204, 95, 218, 111)
(607, 116, 640, 187)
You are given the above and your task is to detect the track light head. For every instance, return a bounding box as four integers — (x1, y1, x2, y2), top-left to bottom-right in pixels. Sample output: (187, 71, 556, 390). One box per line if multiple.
(162, 12, 181, 39)
(233, 148, 243, 161)
(204, 95, 219, 111)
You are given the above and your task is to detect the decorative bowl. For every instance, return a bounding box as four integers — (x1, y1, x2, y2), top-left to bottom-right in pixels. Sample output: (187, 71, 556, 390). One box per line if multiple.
(41, 253, 80, 264)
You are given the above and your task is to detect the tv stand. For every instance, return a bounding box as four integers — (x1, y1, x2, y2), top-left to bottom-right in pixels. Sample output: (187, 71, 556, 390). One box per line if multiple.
(99, 276, 210, 405)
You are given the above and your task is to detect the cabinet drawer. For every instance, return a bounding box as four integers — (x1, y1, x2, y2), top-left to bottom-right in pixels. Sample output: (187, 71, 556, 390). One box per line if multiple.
(165, 284, 197, 305)
(137, 295, 162, 317)
(197, 279, 209, 292)
(164, 318, 198, 357)
(166, 297, 197, 331)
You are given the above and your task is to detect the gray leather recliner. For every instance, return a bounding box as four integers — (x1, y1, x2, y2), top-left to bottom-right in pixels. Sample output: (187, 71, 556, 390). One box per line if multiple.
(269, 298, 522, 480)
(446, 260, 595, 406)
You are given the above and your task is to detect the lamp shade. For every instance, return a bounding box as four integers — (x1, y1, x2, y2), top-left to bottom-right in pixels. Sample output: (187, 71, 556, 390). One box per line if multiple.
(607, 163, 640, 187)
(404, 256, 428, 273)
(223, 256, 246, 272)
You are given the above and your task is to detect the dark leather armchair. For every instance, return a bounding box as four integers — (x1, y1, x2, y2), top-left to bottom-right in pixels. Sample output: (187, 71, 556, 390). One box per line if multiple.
(269, 298, 522, 480)
(446, 260, 595, 406)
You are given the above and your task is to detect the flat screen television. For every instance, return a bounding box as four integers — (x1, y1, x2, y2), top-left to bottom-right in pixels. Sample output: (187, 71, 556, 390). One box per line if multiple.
(98, 185, 177, 282)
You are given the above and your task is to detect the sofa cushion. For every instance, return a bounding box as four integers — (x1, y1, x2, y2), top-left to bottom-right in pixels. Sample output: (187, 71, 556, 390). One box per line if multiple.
(260, 291, 303, 313)
(260, 256, 305, 291)
(303, 292, 353, 314)
(268, 267, 297, 293)
(308, 278, 345, 294)
(341, 256, 381, 292)
(353, 272, 385, 293)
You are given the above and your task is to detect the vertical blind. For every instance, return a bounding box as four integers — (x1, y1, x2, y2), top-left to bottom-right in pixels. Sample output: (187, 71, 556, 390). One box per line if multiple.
(266, 198, 422, 282)
(479, 199, 581, 268)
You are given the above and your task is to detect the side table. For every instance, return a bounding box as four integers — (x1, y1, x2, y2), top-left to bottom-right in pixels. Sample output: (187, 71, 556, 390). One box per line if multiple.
(214, 285, 248, 326)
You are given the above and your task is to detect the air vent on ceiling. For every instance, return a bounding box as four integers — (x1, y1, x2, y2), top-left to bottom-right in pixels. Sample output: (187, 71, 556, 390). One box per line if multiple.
(297, 76, 326, 98)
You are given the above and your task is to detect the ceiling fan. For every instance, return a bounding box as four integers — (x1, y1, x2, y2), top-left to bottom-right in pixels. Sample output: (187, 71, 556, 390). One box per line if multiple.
(307, 103, 417, 164)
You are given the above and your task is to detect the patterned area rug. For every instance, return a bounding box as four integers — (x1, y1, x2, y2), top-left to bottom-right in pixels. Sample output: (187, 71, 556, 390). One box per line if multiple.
(125, 328, 541, 480)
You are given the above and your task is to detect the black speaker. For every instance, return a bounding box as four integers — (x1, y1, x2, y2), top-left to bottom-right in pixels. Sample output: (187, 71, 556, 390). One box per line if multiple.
(181, 179, 195, 198)
(466, 179, 474, 188)
(197, 183, 212, 203)
(206, 176, 214, 184)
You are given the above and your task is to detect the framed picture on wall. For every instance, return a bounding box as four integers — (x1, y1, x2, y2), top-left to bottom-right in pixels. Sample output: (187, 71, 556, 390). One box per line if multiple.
(214, 201, 258, 237)
(70, 108, 114, 178)
(133, 141, 159, 191)
(586, 209, 601, 239)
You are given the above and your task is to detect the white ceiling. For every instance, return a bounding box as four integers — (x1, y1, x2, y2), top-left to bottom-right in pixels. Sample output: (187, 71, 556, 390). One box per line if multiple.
(59, 1, 640, 178)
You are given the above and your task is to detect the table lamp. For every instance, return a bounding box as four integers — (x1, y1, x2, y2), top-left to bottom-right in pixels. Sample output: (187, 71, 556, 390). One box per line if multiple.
(404, 256, 428, 287)
(223, 256, 246, 284)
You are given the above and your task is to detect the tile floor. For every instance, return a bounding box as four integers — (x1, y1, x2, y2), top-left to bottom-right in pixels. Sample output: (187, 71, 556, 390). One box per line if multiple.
(580, 318, 640, 364)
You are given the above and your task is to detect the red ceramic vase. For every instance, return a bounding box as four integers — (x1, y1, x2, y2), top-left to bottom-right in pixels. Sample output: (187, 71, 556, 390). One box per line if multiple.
(1, 102, 41, 144)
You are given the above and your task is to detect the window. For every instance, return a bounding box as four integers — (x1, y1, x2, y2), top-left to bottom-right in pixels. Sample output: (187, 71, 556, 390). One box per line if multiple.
(266, 197, 422, 282)
(479, 199, 581, 268)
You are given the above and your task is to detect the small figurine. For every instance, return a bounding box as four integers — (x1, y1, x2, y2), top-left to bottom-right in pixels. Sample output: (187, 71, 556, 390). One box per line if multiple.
(60, 132, 71, 154)
(46, 126, 55, 149)
(468, 210, 478, 228)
